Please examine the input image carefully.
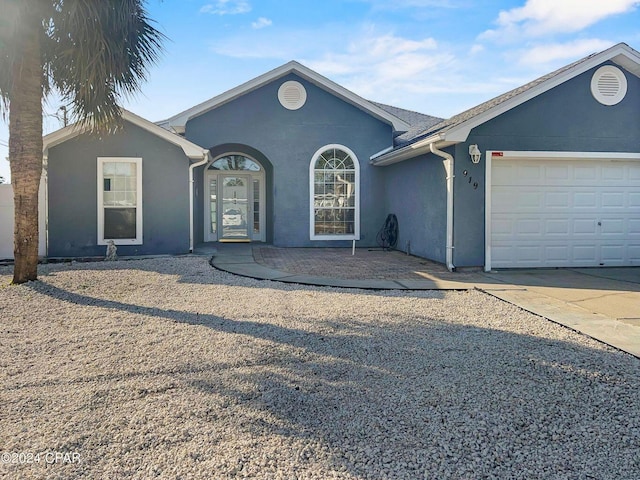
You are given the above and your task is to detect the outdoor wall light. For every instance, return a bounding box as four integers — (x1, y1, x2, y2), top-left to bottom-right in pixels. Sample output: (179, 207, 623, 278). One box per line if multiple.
(468, 144, 482, 164)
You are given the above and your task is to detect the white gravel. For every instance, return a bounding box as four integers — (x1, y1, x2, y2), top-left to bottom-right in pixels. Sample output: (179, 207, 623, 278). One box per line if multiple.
(0, 256, 638, 479)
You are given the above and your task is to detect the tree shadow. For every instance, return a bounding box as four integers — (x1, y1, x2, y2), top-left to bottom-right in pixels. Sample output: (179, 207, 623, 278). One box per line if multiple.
(9, 255, 450, 298)
(12, 280, 639, 479)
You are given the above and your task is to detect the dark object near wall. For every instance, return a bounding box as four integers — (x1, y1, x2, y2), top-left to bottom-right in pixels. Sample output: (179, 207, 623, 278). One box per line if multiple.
(377, 214, 398, 250)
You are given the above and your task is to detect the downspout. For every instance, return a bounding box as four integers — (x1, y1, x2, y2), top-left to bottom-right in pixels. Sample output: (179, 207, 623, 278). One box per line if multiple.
(189, 151, 210, 252)
(43, 153, 49, 258)
(429, 143, 455, 272)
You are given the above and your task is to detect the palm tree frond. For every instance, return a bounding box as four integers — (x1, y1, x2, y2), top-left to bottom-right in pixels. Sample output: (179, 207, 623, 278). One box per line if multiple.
(45, 0, 165, 131)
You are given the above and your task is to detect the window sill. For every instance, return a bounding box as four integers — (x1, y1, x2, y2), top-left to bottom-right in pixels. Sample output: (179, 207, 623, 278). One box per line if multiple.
(98, 239, 143, 246)
(310, 235, 359, 241)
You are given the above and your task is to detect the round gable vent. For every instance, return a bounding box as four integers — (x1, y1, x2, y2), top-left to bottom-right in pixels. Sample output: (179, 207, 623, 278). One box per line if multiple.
(590, 65, 627, 106)
(278, 81, 307, 110)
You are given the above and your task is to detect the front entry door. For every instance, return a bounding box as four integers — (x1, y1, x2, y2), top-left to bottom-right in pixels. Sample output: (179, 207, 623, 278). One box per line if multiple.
(204, 154, 266, 243)
(221, 175, 250, 240)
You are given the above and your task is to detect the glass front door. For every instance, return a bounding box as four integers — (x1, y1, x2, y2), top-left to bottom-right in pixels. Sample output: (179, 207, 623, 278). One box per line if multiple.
(204, 154, 266, 243)
(221, 175, 250, 240)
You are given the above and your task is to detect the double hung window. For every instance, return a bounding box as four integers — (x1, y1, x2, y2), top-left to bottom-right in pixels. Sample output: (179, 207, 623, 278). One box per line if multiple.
(97, 157, 142, 245)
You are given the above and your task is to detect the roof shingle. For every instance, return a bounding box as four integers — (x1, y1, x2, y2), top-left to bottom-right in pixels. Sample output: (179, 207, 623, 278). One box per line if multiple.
(370, 101, 444, 147)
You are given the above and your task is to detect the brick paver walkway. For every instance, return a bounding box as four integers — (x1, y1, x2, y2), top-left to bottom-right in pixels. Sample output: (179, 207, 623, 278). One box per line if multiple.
(253, 246, 449, 280)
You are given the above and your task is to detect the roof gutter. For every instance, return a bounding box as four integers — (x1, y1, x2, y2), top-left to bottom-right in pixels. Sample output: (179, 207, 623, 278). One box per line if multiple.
(429, 143, 455, 272)
(370, 133, 446, 166)
(189, 151, 211, 252)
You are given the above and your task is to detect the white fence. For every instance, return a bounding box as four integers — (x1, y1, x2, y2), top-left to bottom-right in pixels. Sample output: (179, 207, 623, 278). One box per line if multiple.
(0, 181, 46, 260)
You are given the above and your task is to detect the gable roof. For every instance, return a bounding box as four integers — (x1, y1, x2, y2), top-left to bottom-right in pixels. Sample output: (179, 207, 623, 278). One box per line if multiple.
(371, 102, 444, 147)
(372, 42, 640, 166)
(157, 61, 411, 133)
(43, 109, 209, 160)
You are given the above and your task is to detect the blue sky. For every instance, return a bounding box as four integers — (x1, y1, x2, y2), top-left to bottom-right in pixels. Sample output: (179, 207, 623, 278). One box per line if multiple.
(2, 0, 640, 182)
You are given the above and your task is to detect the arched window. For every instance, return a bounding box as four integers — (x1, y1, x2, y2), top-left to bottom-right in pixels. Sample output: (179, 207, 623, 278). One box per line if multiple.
(310, 145, 360, 240)
(209, 155, 261, 172)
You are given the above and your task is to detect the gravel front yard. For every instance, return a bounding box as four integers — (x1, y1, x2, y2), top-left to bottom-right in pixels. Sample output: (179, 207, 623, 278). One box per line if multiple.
(0, 257, 638, 479)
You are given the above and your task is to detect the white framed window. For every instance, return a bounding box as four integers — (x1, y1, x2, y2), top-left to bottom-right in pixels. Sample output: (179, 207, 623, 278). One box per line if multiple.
(309, 144, 360, 240)
(97, 157, 142, 245)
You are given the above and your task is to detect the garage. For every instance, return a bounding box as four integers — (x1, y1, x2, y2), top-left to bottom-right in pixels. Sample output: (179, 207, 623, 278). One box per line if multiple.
(486, 151, 640, 270)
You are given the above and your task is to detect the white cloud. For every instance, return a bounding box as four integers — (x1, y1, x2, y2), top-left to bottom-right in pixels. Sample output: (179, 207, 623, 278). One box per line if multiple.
(208, 22, 530, 114)
(302, 30, 457, 101)
(200, 0, 251, 15)
(210, 23, 355, 59)
(206, 23, 569, 116)
(357, 0, 461, 9)
(209, 25, 460, 101)
(210, 30, 308, 58)
(482, 0, 640, 40)
(515, 38, 615, 65)
(251, 17, 272, 29)
(303, 30, 440, 77)
(469, 44, 484, 55)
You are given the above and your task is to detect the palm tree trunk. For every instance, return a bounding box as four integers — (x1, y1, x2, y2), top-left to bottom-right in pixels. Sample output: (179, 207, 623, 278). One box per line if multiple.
(10, 14, 43, 284)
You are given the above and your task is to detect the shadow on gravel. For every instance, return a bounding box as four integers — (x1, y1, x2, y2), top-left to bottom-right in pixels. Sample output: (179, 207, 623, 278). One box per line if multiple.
(14, 280, 639, 479)
(21, 257, 450, 298)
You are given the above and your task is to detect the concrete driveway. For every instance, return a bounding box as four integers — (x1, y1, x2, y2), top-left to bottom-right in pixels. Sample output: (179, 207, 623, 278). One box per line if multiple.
(480, 268, 640, 358)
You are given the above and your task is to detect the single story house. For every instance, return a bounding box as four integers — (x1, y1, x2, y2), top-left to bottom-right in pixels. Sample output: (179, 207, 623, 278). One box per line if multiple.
(42, 42, 640, 271)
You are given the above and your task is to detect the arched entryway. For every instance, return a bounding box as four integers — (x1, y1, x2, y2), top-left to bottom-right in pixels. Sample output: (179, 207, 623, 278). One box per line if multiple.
(204, 153, 266, 242)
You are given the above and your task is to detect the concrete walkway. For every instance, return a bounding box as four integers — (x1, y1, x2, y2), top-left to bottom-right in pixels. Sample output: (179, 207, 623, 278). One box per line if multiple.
(204, 244, 640, 358)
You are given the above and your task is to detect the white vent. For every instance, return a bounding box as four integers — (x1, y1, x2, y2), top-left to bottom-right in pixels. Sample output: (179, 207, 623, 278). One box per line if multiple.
(590, 65, 627, 106)
(278, 81, 307, 110)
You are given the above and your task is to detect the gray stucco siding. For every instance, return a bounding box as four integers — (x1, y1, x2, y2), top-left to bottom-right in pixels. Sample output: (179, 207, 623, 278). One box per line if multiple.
(382, 154, 447, 263)
(185, 73, 393, 247)
(452, 143, 484, 267)
(470, 62, 640, 151)
(47, 121, 191, 257)
(452, 61, 640, 267)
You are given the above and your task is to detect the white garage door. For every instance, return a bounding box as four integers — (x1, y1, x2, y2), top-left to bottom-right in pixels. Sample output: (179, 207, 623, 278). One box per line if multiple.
(490, 153, 640, 268)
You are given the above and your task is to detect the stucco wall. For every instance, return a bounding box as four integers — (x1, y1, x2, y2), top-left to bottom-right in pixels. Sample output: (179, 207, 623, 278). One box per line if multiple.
(185, 73, 393, 247)
(454, 61, 640, 267)
(381, 155, 447, 263)
(47, 121, 191, 257)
